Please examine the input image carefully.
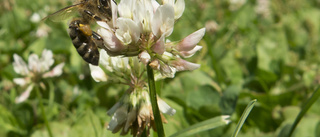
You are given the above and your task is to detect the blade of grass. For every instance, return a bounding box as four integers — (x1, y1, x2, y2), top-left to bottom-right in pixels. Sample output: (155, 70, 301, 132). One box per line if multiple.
(169, 115, 231, 137)
(286, 87, 320, 137)
(231, 99, 257, 137)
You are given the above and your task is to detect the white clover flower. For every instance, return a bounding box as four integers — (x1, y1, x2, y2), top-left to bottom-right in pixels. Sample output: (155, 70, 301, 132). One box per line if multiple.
(107, 89, 176, 136)
(12, 49, 64, 103)
(97, 0, 205, 79)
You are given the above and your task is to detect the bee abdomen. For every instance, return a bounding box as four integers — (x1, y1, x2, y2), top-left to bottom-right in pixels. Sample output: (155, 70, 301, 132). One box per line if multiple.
(77, 41, 99, 65)
(68, 19, 100, 65)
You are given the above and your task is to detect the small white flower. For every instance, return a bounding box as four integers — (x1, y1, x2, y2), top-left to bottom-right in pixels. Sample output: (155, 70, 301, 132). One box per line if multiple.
(12, 49, 64, 103)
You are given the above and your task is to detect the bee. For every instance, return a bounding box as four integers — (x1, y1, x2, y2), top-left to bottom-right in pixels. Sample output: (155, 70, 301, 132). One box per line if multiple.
(43, 0, 115, 65)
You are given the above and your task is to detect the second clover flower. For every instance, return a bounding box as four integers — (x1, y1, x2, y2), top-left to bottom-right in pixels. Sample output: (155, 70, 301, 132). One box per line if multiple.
(12, 49, 64, 103)
(97, 0, 205, 78)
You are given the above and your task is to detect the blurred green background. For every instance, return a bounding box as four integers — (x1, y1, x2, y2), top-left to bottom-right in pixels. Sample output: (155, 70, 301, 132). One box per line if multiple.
(1, 0, 320, 136)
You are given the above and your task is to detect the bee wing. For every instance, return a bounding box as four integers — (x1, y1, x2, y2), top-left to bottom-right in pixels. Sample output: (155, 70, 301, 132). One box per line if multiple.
(42, 3, 83, 22)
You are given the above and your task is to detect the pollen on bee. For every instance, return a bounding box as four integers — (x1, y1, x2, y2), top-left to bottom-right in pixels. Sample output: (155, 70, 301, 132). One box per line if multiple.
(79, 24, 93, 36)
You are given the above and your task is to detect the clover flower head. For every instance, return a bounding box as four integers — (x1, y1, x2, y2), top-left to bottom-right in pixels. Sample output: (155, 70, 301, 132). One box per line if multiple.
(97, 0, 205, 78)
(12, 49, 64, 103)
(107, 88, 176, 136)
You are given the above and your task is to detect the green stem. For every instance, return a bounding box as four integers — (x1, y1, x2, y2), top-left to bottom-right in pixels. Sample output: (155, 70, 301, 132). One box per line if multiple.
(147, 64, 165, 137)
(35, 86, 53, 137)
(287, 87, 320, 137)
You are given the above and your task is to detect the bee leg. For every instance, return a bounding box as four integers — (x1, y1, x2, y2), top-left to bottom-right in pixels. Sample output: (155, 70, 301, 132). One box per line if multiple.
(91, 31, 104, 49)
(83, 10, 103, 21)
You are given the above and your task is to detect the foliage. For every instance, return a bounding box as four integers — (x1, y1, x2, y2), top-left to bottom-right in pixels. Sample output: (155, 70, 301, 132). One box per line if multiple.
(1, 0, 320, 136)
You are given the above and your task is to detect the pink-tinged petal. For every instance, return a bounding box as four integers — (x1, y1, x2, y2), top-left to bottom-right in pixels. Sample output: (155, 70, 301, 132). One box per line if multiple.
(174, 0, 185, 19)
(13, 54, 29, 76)
(13, 78, 30, 86)
(180, 45, 202, 58)
(176, 28, 206, 51)
(28, 54, 40, 72)
(138, 51, 151, 65)
(170, 58, 200, 71)
(15, 84, 34, 103)
(89, 64, 108, 82)
(97, 28, 125, 54)
(157, 98, 176, 116)
(43, 63, 65, 78)
(152, 4, 175, 37)
(151, 0, 160, 12)
(152, 34, 165, 54)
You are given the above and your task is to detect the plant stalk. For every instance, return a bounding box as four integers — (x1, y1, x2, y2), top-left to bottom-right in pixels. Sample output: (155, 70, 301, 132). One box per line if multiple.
(147, 64, 165, 137)
(35, 86, 53, 137)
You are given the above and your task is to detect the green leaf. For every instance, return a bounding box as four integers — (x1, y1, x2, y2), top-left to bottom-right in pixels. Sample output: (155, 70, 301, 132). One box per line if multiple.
(219, 85, 241, 115)
(186, 85, 220, 110)
(31, 122, 70, 137)
(232, 99, 257, 137)
(0, 104, 26, 135)
(169, 115, 230, 137)
(69, 110, 104, 137)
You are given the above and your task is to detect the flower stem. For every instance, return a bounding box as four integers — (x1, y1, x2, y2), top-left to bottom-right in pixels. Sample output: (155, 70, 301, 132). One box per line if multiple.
(146, 64, 165, 137)
(35, 86, 53, 137)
